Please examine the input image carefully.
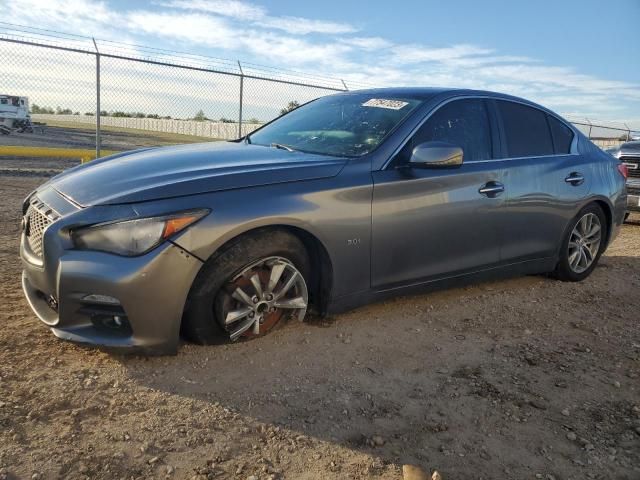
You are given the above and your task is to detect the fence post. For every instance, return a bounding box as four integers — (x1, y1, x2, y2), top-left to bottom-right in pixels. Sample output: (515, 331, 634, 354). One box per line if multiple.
(238, 60, 244, 138)
(586, 118, 593, 139)
(92, 38, 101, 159)
(341, 79, 349, 91)
(624, 123, 631, 142)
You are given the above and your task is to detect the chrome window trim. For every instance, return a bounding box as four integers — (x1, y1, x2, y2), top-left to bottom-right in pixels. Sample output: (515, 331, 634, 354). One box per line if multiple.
(381, 94, 579, 170)
(465, 153, 579, 164)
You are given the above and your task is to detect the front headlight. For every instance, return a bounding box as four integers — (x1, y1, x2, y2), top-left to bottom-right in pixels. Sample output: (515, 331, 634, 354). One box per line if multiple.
(71, 209, 209, 256)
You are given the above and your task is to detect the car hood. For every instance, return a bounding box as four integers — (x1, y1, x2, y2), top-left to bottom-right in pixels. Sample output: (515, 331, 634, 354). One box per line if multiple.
(619, 141, 640, 156)
(46, 142, 348, 206)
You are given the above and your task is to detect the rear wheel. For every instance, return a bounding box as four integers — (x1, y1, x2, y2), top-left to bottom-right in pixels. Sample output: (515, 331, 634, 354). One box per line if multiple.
(553, 204, 607, 282)
(182, 230, 310, 344)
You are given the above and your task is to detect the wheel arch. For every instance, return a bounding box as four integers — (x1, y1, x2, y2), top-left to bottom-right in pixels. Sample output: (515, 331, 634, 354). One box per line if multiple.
(554, 196, 615, 261)
(590, 197, 614, 248)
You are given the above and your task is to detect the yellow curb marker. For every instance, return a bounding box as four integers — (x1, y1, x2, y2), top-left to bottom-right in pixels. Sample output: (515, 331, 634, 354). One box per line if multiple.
(0, 146, 116, 163)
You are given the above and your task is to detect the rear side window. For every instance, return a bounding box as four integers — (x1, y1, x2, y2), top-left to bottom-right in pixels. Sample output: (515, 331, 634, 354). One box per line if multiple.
(547, 115, 574, 154)
(403, 98, 493, 163)
(497, 101, 554, 157)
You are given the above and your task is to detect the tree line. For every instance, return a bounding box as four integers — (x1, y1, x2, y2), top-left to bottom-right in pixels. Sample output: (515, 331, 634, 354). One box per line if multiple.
(30, 100, 301, 123)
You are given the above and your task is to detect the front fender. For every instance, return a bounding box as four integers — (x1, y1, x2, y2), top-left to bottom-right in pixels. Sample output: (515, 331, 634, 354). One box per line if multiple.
(171, 165, 373, 300)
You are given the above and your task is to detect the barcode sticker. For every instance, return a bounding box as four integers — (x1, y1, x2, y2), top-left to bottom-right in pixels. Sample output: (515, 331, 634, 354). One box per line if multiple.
(362, 99, 409, 110)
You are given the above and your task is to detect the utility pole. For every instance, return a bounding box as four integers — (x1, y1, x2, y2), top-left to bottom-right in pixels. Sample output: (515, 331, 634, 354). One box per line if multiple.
(238, 60, 244, 139)
(92, 38, 101, 159)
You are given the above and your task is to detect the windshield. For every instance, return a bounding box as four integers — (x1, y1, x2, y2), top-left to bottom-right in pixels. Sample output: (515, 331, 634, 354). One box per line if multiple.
(248, 94, 422, 157)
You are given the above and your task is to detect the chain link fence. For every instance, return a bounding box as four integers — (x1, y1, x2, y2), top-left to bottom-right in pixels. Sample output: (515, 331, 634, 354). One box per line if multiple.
(565, 117, 637, 150)
(0, 23, 355, 156)
(0, 22, 637, 157)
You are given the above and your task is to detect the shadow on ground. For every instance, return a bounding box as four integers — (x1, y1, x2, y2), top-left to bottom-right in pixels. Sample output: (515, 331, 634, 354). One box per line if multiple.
(119, 254, 640, 478)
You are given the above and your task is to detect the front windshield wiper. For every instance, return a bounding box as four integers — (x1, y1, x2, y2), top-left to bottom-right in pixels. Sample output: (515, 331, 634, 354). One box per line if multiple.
(270, 142, 297, 152)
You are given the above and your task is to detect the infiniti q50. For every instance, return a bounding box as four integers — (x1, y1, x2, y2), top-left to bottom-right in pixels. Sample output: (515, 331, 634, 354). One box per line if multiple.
(20, 88, 627, 354)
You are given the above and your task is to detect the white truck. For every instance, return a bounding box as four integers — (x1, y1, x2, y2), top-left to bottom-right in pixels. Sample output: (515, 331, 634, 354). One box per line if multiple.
(0, 94, 32, 134)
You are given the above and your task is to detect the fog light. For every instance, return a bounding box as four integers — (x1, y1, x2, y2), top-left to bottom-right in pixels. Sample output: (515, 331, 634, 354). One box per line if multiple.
(82, 294, 120, 305)
(101, 314, 128, 330)
(90, 313, 131, 334)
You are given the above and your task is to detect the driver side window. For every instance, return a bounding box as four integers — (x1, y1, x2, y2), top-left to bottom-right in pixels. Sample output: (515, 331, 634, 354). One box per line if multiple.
(394, 98, 493, 165)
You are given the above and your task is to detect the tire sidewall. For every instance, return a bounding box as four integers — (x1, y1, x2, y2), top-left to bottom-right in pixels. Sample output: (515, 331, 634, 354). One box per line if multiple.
(556, 204, 607, 282)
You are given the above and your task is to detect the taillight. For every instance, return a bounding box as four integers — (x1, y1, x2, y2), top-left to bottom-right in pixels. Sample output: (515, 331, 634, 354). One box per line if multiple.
(617, 163, 628, 179)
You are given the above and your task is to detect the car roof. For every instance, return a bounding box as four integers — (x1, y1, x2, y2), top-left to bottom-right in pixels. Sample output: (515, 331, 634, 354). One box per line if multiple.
(342, 87, 552, 112)
(345, 86, 526, 101)
(343, 87, 452, 99)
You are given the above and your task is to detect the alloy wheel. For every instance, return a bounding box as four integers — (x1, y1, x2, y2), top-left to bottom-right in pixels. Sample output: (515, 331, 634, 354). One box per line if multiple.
(216, 256, 308, 341)
(568, 212, 602, 274)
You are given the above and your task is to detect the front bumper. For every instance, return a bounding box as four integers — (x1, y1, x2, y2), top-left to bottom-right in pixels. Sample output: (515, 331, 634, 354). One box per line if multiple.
(20, 199, 203, 355)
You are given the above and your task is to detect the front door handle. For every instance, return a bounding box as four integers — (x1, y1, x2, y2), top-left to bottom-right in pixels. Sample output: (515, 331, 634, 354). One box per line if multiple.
(565, 172, 585, 185)
(479, 181, 504, 198)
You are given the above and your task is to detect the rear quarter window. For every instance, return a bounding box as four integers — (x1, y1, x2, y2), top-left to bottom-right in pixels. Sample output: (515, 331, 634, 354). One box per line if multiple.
(497, 101, 554, 158)
(547, 115, 574, 154)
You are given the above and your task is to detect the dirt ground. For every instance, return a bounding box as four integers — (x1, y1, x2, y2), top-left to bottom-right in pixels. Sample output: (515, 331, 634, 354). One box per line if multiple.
(0, 160, 639, 480)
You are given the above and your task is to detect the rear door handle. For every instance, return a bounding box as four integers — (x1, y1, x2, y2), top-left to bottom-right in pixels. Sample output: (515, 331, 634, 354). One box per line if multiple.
(565, 172, 585, 185)
(479, 181, 504, 197)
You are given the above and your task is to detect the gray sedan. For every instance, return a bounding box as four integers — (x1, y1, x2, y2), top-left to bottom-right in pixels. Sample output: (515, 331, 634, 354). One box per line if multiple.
(20, 88, 627, 354)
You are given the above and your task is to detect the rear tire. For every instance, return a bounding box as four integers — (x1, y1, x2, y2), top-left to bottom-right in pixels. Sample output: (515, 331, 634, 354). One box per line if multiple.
(182, 229, 310, 344)
(552, 203, 607, 282)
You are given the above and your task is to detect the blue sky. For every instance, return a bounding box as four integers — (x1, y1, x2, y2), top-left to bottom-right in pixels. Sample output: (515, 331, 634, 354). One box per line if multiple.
(257, 0, 640, 83)
(3, 0, 639, 125)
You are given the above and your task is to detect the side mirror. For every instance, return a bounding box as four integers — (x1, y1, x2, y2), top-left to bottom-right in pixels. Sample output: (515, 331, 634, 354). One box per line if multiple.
(409, 141, 463, 168)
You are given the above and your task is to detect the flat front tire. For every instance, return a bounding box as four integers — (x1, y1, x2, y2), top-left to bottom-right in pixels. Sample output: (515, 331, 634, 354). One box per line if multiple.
(182, 230, 310, 344)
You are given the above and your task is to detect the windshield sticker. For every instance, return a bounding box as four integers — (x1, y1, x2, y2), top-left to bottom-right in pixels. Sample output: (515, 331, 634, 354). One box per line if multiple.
(362, 98, 409, 110)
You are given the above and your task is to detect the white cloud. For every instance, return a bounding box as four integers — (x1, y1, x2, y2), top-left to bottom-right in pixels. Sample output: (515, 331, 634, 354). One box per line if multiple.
(343, 36, 392, 51)
(127, 11, 239, 50)
(124, 10, 353, 69)
(256, 16, 356, 35)
(162, 0, 357, 35)
(1, 0, 118, 40)
(389, 44, 494, 65)
(240, 32, 353, 66)
(163, 0, 266, 20)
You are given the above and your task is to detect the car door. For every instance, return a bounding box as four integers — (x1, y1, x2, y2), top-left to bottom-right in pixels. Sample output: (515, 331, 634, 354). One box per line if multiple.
(371, 98, 506, 289)
(494, 100, 591, 262)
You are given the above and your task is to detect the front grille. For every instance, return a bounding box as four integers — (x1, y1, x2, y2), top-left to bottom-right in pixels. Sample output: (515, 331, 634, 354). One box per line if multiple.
(621, 156, 640, 178)
(24, 197, 59, 257)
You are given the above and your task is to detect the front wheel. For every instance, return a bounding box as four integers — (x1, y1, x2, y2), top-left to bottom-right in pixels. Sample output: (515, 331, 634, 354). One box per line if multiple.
(215, 256, 308, 341)
(182, 230, 310, 344)
(552, 204, 607, 282)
